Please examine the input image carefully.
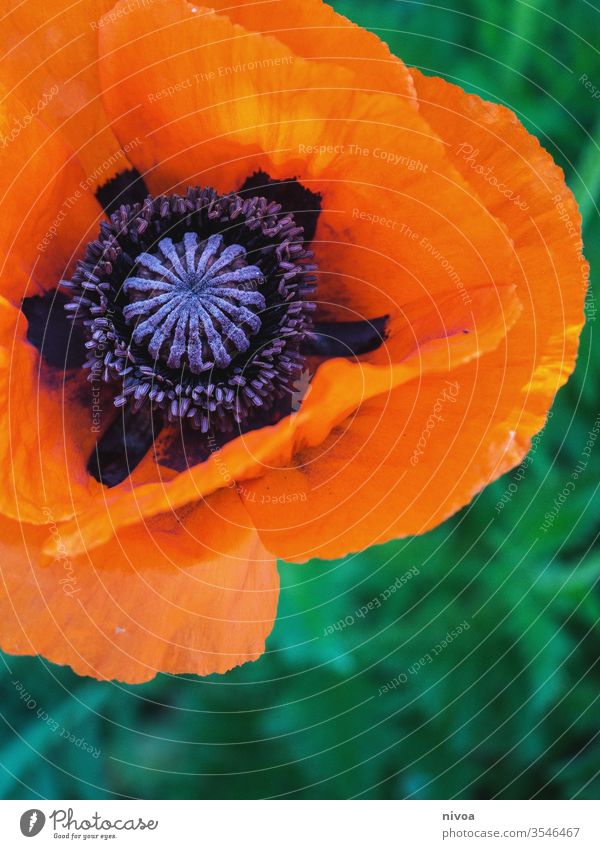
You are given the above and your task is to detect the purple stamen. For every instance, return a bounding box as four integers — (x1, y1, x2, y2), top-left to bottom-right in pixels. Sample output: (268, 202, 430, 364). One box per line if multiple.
(64, 185, 317, 452)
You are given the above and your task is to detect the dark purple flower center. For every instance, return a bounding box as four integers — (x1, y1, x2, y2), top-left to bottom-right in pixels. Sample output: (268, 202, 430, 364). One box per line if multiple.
(63, 186, 317, 434)
(21, 170, 388, 487)
(123, 234, 265, 374)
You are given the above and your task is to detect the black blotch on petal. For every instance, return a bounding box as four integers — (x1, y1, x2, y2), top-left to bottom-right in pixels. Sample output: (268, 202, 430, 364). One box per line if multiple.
(88, 406, 162, 487)
(155, 397, 295, 473)
(95, 168, 149, 216)
(239, 171, 322, 243)
(21, 290, 87, 368)
(302, 315, 389, 357)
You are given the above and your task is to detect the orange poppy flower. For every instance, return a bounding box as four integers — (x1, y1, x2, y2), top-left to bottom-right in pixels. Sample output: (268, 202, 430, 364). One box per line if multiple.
(0, 0, 586, 682)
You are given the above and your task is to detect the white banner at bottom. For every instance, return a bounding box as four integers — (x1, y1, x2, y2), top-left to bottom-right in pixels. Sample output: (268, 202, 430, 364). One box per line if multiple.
(0, 800, 597, 848)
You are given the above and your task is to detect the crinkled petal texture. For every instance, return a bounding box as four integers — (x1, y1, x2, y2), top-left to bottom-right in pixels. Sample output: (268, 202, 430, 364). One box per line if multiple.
(0, 298, 101, 524)
(0, 87, 106, 525)
(0, 490, 279, 683)
(0, 85, 103, 305)
(0, 0, 128, 185)
(239, 73, 586, 560)
(0, 0, 586, 679)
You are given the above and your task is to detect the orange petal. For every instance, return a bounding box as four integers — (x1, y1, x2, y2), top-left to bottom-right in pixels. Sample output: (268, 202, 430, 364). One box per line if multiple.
(0, 297, 102, 523)
(102, 0, 514, 327)
(96, 0, 348, 194)
(0, 488, 278, 683)
(412, 70, 586, 393)
(238, 355, 526, 561)
(238, 76, 587, 561)
(201, 0, 417, 99)
(96, 0, 416, 196)
(0, 86, 103, 304)
(306, 88, 517, 324)
(46, 280, 519, 558)
(97, 0, 516, 324)
(0, 0, 127, 185)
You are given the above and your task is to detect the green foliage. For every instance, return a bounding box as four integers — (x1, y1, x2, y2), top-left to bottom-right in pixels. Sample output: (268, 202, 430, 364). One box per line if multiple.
(1, 0, 599, 799)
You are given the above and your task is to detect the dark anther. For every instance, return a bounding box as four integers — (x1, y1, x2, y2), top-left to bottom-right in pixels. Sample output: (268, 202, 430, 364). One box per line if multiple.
(239, 171, 322, 243)
(21, 290, 86, 368)
(302, 315, 389, 357)
(87, 406, 161, 487)
(95, 168, 149, 217)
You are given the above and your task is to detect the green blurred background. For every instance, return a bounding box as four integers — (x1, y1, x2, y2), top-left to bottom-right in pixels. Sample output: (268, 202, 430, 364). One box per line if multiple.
(2, 0, 600, 800)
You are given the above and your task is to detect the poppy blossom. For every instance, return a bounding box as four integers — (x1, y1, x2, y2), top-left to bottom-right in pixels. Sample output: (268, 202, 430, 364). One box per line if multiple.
(0, 0, 586, 682)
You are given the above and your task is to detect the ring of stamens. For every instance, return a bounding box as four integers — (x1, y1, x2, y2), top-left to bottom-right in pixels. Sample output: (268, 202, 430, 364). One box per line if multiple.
(64, 186, 317, 433)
